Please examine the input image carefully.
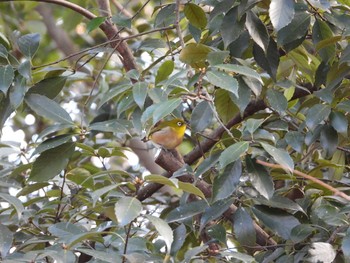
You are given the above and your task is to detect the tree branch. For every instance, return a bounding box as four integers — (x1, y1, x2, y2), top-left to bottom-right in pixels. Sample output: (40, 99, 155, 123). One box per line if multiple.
(256, 159, 350, 201)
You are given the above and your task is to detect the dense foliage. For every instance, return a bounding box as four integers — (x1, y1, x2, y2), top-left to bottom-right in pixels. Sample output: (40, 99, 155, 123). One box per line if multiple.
(1, 0, 350, 262)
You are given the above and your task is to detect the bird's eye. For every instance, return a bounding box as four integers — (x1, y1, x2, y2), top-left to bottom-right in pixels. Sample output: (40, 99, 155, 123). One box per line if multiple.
(177, 121, 183, 126)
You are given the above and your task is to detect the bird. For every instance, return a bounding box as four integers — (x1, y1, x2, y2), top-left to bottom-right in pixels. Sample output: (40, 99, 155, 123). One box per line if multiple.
(142, 118, 186, 149)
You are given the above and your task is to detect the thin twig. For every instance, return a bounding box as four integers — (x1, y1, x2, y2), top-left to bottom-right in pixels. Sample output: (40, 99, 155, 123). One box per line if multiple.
(122, 221, 134, 263)
(256, 159, 350, 201)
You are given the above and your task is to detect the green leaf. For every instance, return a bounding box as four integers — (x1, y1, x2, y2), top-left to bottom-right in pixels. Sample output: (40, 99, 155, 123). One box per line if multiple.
(31, 134, 72, 157)
(115, 197, 142, 227)
(213, 160, 242, 202)
(253, 38, 279, 80)
(207, 224, 227, 245)
(220, 6, 246, 48)
(132, 82, 148, 109)
(290, 224, 315, 243)
(111, 15, 131, 29)
(219, 141, 249, 169)
(18, 59, 31, 80)
(340, 44, 350, 65)
(342, 228, 350, 261)
(214, 64, 262, 84)
(330, 111, 348, 134)
(25, 94, 74, 125)
(252, 205, 300, 239)
(207, 70, 238, 96)
(154, 4, 176, 27)
(285, 131, 304, 153)
(0, 224, 13, 258)
(182, 245, 208, 263)
(179, 43, 211, 67)
(178, 181, 206, 199)
(0, 43, 8, 58)
(184, 3, 207, 29)
(313, 19, 335, 63)
(245, 10, 269, 52)
(266, 89, 288, 115)
(28, 76, 67, 99)
(233, 207, 256, 246)
(89, 119, 130, 134)
(277, 11, 310, 47)
(87, 17, 106, 33)
(246, 156, 274, 199)
(194, 152, 221, 177)
(261, 142, 294, 172)
(214, 89, 240, 123)
(152, 98, 182, 124)
(305, 104, 331, 130)
(0, 65, 14, 94)
(229, 78, 251, 114)
(269, 0, 295, 31)
(245, 118, 265, 135)
(170, 224, 187, 256)
(320, 125, 338, 157)
(16, 182, 49, 197)
(0, 193, 24, 220)
(200, 197, 234, 232)
(9, 76, 26, 109)
(17, 33, 40, 58)
(207, 51, 230, 66)
(166, 200, 209, 223)
(155, 60, 174, 84)
(29, 142, 75, 182)
(146, 215, 173, 251)
(66, 168, 94, 188)
(91, 184, 125, 207)
(191, 101, 213, 133)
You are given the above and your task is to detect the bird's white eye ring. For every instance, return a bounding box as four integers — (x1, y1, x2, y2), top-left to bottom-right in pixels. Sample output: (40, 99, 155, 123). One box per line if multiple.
(177, 121, 182, 126)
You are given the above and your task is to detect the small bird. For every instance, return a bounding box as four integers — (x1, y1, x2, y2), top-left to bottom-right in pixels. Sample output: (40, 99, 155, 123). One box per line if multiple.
(142, 118, 186, 149)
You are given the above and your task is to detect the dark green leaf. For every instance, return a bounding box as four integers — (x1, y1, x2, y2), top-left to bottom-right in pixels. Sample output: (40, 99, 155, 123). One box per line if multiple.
(115, 197, 142, 227)
(200, 197, 234, 232)
(285, 131, 304, 153)
(154, 4, 176, 27)
(214, 64, 262, 83)
(28, 76, 67, 99)
(266, 89, 288, 116)
(170, 224, 187, 256)
(183, 245, 208, 263)
(17, 33, 40, 58)
(257, 195, 305, 214)
(0, 65, 14, 94)
(213, 160, 242, 201)
(191, 101, 213, 133)
(277, 11, 310, 47)
(245, 10, 269, 52)
(132, 82, 148, 109)
(0, 43, 8, 58)
(261, 142, 294, 172)
(290, 224, 315, 243)
(229, 78, 251, 114)
(253, 38, 279, 80)
(207, 224, 227, 245)
(342, 228, 350, 260)
(25, 94, 74, 124)
(320, 125, 338, 157)
(305, 104, 331, 130)
(313, 19, 335, 63)
(219, 141, 249, 168)
(233, 207, 256, 246)
(32, 134, 72, 157)
(87, 17, 106, 33)
(252, 205, 300, 239)
(194, 152, 221, 177)
(9, 76, 26, 109)
(245, 118, 265, 135)
(18, 59, 31, 80)
(111, 15, 131, 29)
(89, 119, 130, 134)
(269, 0, 295, 31)
(152, 98, 182, 124)
(246, 156, 274, 199)
(98, 83, 132, 108)
(215, 89, 240, 123)
(184, 3, 207, 29)
(330, 111, 348, 134)
(207, 69, 238, 96)
(29, 142, 75, 182)
(220, 6, 246, 48)
(166, 200, 209, 223)
(0, 224, 13, 258)
(207, 51, 230, 66)
(340, 44, 350, 65)
(155, 60, 174, 85)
